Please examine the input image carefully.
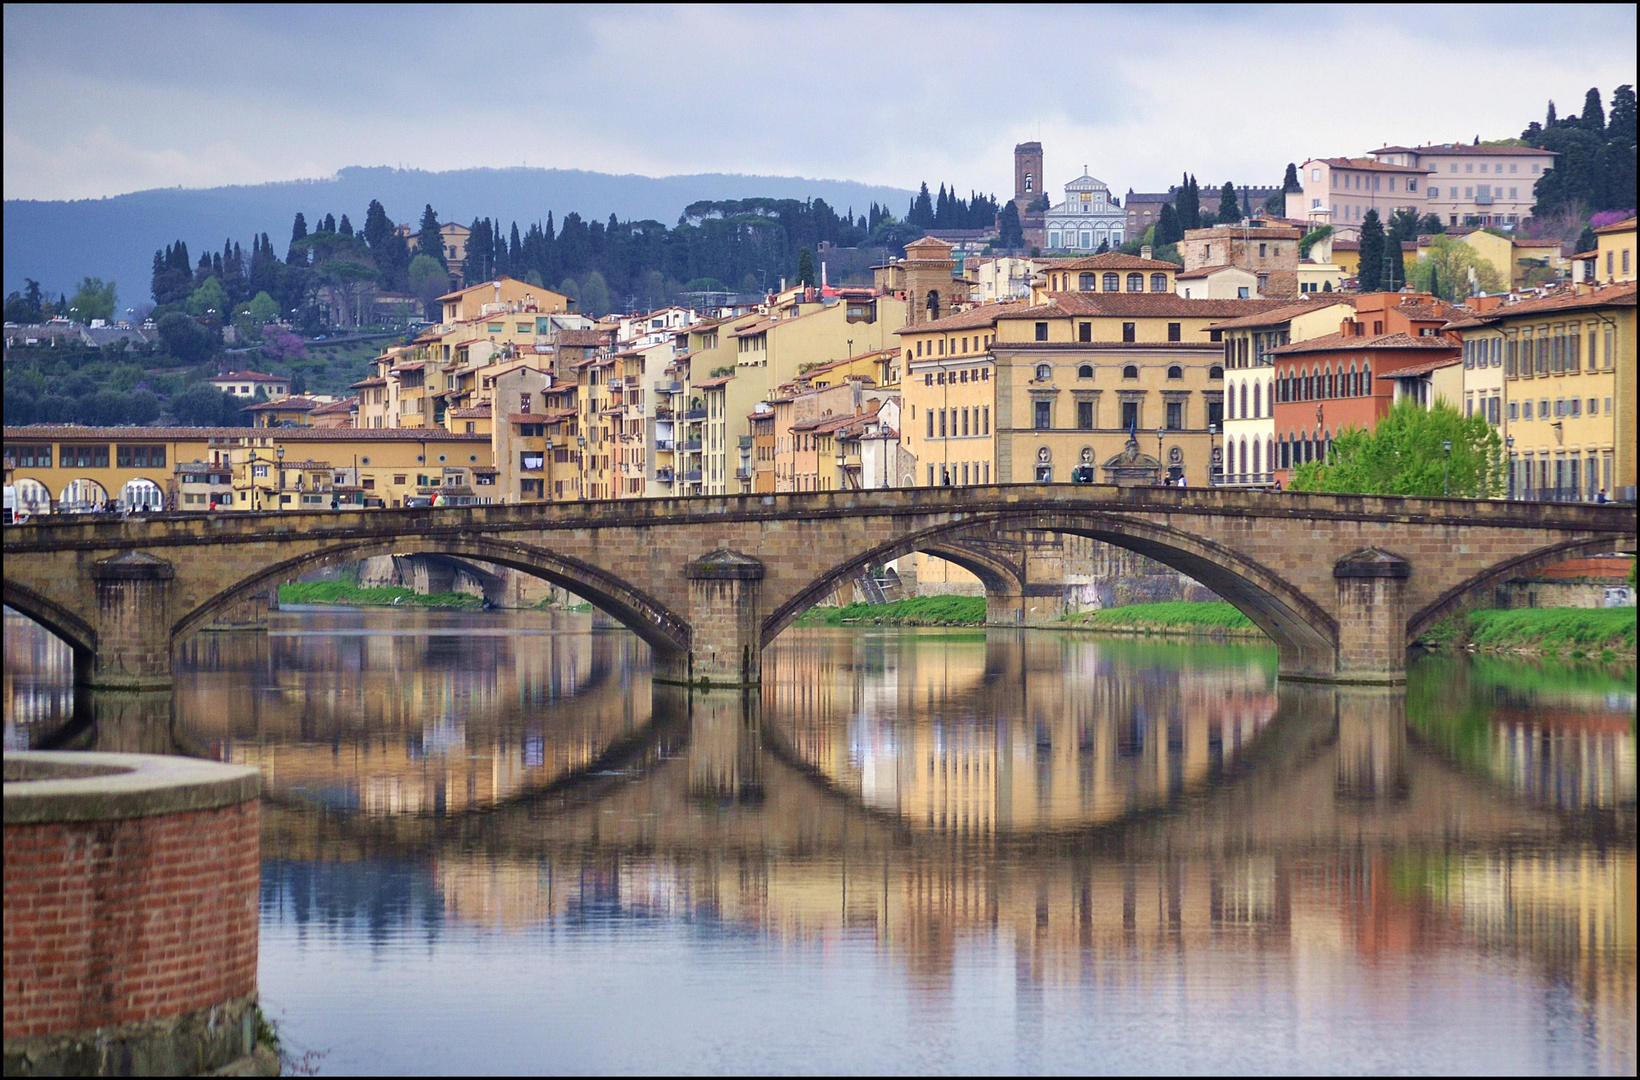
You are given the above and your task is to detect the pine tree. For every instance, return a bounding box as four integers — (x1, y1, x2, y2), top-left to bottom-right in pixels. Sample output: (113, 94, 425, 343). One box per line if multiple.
(796, 247, 816, 287)
(338, 214, 353, 237)
(1546, 100, 1558, 128)
(287, 213, 308, 265)
(416, 205, 446, 270)
(322, 213, 336, 234)
(1357, 209, 1385, 293)
(996, 201, 1024, 248)
(1217, 181, 1240, 223)
(912, 183, 934, 229)
(1156, 203, 1181, 246)
(1583, 87, 1606, 133)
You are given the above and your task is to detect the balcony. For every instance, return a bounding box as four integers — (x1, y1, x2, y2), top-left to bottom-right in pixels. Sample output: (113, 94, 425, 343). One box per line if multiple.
(1474, 192, 1495, 206)
(737, 436, 753, 449)
(683, 469, 703, 483)
(734, 468, 751, 481)
(655, 380, 682, 395)
(679, 438, 702, 452)
(654, 438, 675, 452)
(655, 468, 675, 483)
(683, 407, 707, 421)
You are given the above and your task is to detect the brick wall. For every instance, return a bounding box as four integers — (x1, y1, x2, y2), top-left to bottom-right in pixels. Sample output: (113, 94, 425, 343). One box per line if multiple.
(3, 801, 259, 1039)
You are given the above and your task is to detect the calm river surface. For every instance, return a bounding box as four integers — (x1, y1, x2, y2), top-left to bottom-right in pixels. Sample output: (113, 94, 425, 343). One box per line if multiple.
(4, 608, 1635, 1075)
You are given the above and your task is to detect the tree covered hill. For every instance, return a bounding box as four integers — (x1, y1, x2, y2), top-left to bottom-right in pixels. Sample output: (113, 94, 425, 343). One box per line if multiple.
(4, 165, 915, 302)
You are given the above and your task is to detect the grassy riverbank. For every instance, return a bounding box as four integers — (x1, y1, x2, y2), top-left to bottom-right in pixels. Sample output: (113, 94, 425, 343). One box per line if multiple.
(1422, 606, 1636, 661)
(795, 596, 986, 626)
(1058, 601, 1264, 638)
(278, 581, 484, 609)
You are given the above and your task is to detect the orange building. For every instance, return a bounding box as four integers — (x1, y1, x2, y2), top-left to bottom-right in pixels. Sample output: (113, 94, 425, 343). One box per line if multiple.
(1268, 293, 1462, 479)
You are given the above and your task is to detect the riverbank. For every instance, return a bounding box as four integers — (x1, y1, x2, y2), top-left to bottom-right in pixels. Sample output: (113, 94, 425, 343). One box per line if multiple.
(794, 596, 986, 626)
(278, 582, 483, 609)
(1057, 601, 1265, 639)
(1420, 606, 1637, 662)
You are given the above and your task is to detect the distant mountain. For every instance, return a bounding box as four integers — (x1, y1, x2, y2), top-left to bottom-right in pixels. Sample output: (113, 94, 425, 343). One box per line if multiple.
(4, 166, 916, 305)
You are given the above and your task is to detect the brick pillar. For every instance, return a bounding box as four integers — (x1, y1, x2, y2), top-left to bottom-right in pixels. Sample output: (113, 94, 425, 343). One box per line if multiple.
(985, 590, 1025, 625)
(86, 552, 175, 691)
(1332, 547, 1410, 684)
(1021, 532, 1066, 625)
(683, 550, 764, 687)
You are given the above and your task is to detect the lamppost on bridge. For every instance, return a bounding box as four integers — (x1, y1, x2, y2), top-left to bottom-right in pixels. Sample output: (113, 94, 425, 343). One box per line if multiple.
(1441, 438, 1452, 496)
(1155, 426, 1164, 486)
(1506, 434, 1515, 501)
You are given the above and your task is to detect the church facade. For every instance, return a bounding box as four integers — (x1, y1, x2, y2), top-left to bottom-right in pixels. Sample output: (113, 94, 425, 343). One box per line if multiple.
(1045, 173, 1125, 252)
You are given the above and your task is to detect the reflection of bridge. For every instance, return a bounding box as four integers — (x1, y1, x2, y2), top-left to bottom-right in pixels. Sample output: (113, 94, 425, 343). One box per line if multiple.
(4, 487, 1633, 689)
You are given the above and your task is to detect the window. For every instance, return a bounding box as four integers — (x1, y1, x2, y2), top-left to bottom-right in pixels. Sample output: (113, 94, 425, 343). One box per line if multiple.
(1208, 365, 1223, 381)
(116, 445, 166, 468)
(1122, 322, 1136, 343)
(1121, 400, 1139, 430)
(1034, 400, 1052, 430)
(1035, 321, 1049, 342)
(927, 411, 934, 438)
(1076, 364, 1094, 380)
(1429, 187, 1439, 199)
(1079, 273, 1094, 291)
(1127, 273, 1143, 292)
(1122, 364, 1138, 379)
(61, 444, 109, 468)
(1167, 322, 1181, 343)
(983, 406, 990, 434)
(1077, 321, 1093, 343)
(1165, 401, 1183, 430)
(1035, 363, 1053, 382)
(1103, 273, 1119, 292)
(1167, 365, 1183, 380)
(1077, 400, 1094, 429)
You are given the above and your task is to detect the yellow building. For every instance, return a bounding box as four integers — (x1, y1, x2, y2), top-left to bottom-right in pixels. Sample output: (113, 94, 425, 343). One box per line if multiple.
(437, 276, 569, 326)
(1030, 251, 1179, 303)
(1487, 284, 1637, 500)
(244, 396, 325, 428)
(1595, 217, 1636, 284)
(897, 306, 1004, 488)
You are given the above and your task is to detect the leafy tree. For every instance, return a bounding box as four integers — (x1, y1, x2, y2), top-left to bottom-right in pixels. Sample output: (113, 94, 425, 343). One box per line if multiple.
(1417, 214, 1446, 235)
(186, 276, 231, 320)
(156, 312, 218, 365)
(1027, 194, 1050, 213)
(1298, 225, 1333, 260)
(1357, 209, 1386, 292)
(1288, 400, 1504, 498)
(5, 278, 45, 322)
(66, 277, 117, 323)
(579, 270, 611, 316)
(167, 384, 247, 426)
(247, 291, 280, 324)
(1216, 181, 1241, 224)
(1410, 235, 1505, 300)
(408, 254, 448, 319)
(795, 247, 816, 287)
(261, 327, 308, 363)
(1385, 208, 1420, 291)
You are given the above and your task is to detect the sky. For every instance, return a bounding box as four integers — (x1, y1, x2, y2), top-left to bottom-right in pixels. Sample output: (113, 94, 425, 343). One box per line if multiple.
(5, 4, 1637, 203)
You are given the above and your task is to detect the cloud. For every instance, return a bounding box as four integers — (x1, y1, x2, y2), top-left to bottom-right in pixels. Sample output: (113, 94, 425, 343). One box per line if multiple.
(5, 4, 1635, 201)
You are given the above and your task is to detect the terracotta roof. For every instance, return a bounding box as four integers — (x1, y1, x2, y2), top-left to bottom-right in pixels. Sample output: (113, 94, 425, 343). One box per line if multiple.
(553, 329, 609, 347)
(447, 406, 491, 419)
(1045, 252, 1181, 271)
(311, 398, 357, 415)
(692, 375, 734, 389)
(1182, 224, 1302, 239)
(1392, 302, 1452, 322)
(1378, 356, 1462, 377)
(211, 370, 283, 382)
(389, 360, 425, 372)
(1451, 283, 1637, 321)
(790, 412, 863, 434)
(350, 375, 387, 388)
(1204, 298, 1357, 331)
(997, 294, 1290, 320)
(1269, 331, 1458, 356)
(1175, 264, 1252, 280)
(1372, 143, 1557, 157)
(1594, 217, 1637, 235)
(1311, 157, 1432, 174)
(277, 459, 333, 470)
(1333, 239, 1360, 251)
(1, 425, 489, 441)
(893, 305, 1009, 335)
(244, 396, 321, 412)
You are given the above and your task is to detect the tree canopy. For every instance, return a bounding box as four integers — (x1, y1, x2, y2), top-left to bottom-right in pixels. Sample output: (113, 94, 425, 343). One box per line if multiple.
(1288, 400, 1505, 498)
(1411, 236, 1505, 300)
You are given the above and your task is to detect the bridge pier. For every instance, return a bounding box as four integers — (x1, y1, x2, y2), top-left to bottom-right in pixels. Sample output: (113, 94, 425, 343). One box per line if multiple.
(84, 552, 175, 691)
(1332, 548, 1412, 685)
(679, 550, 764, 688)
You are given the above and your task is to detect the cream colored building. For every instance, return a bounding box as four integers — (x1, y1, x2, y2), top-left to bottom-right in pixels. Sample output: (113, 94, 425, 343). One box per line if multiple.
(1595, 217, 1636, 283)
(1369, 143, 1556, 229)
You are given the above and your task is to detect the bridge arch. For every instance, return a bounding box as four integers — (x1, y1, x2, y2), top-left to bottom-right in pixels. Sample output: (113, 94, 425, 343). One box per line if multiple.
(2, 577, 97, 679)
(762, 510, 1339, 676)
(1407, 533, 1639, 642)
(171, 536, 691, 658)
(914, 542, 1024, 595)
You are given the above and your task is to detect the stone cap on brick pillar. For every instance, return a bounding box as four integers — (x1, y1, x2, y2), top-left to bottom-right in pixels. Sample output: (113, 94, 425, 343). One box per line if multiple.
(90, 550, 176, 581)
(685, 549, 765, 581)
(1333, 547, 1411, 579)
(4, 751, 259, 824)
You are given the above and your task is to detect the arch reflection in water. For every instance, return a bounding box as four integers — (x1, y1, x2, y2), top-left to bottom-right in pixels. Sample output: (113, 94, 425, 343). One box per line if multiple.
(174, 609, 654, 814)
(763, 627, 1279, 834)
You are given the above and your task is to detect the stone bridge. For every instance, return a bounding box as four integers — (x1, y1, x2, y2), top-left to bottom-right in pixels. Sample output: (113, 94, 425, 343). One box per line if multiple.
(3, 486, 1633, 689)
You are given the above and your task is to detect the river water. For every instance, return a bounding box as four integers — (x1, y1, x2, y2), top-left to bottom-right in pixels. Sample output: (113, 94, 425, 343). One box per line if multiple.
(4, 608, 1635, 1075)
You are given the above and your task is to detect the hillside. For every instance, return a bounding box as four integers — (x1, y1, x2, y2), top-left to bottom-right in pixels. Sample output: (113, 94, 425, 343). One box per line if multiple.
(4, 166, 915, 302)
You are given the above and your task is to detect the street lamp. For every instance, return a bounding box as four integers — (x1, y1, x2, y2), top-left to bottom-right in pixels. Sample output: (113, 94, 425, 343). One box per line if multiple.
(1155, 426, 1165, 485)
(1208, 422, 1218, 487)
(1441, 438, 1452, 496)
(1506, 434, 1515, 500)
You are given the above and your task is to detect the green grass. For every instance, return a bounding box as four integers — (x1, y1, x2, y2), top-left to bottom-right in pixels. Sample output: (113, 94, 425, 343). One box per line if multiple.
(1465, 607, 1636, 652)
(278, 581, 483, 609)
(1060, 601, 1259, 634)
(796, 596, 986, 626)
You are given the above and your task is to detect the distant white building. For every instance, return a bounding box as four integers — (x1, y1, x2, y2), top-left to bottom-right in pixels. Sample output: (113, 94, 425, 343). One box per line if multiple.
(1045, 172, 1126, 252)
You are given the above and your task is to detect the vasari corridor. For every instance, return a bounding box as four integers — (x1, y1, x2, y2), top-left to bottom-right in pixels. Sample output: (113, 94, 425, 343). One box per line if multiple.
(3, 4, 1638, 1075)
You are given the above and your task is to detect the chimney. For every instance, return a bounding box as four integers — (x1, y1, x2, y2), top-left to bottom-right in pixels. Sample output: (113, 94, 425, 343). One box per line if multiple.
(821, 261, 828, 288)
(1141, 245, 1153, 260)
(1340, 318, 1356, 338)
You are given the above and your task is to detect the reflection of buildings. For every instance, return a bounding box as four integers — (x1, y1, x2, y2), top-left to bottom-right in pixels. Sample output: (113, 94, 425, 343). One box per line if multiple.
(3, 609, 75, 748)
(765, 628, 1278, 834)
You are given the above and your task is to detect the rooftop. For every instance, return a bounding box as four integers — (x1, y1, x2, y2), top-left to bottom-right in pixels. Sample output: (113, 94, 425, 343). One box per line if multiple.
(2, 425, 490, 442)
(1046, 251, 1182, 271)
(1205, 297, 1357, 331)
(1372, 143, 1558, 157)
(1269, 331, 1458, 356)
(998, 294, 1291, 320)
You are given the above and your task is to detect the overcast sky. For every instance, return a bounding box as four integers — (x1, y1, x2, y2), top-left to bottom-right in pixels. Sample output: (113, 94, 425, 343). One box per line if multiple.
(6, 4, 1636, 203)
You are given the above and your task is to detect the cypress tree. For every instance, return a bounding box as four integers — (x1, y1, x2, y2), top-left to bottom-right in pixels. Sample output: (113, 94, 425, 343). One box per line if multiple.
(1282, 163, 1301, 192)
(1217, 181, 1240, 223)
(796, 247, 816, 287)
(416, 205, 446, 270)
(1156, 203, 1181, 246)
(1582, 87, 1606, 133)
(287, 213, 308, 265)
(338, 214, 353, 237)
(1357, 209, 1385, 293)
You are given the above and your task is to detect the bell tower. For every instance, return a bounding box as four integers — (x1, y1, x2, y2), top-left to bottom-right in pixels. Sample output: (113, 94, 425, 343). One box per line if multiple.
(1013, 141, 1043, 214)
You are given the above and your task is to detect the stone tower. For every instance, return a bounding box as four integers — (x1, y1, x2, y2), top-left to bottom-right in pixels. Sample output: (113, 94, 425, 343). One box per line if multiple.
(1014, 142, 1043, 213)
(900, 236, 959, 327)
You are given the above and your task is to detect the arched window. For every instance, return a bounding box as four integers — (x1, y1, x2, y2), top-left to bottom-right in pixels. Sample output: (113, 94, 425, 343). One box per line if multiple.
(1239, 383, 1248, 417)
(926, 290, 940, 321)
(1122, 364, 1139, 379)
(1025, 173, 1034, 193)
(1361, 361, 1371, 392)
(1167, 365, 1183, 380)
(1327, 366, 1335, 398)
(1127, 273, 1144, 292)
(1035, 363, 1053, 382)
(1077, 364, 1094, 379)
(1303, 368, 1313, 400)
(1151, 272, 1168, 292)
(1253, 439, 1261, 476)
(1078, 272, 1094, 291)
(1238, 438, 1247, 476)
(1253, 382, 1262, 417)
(1279, 437, 1289, 469)
(1227, 387, 1236, 419)
(1103, 273, 1120, 292)
(1208, 365, 1224, 381)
